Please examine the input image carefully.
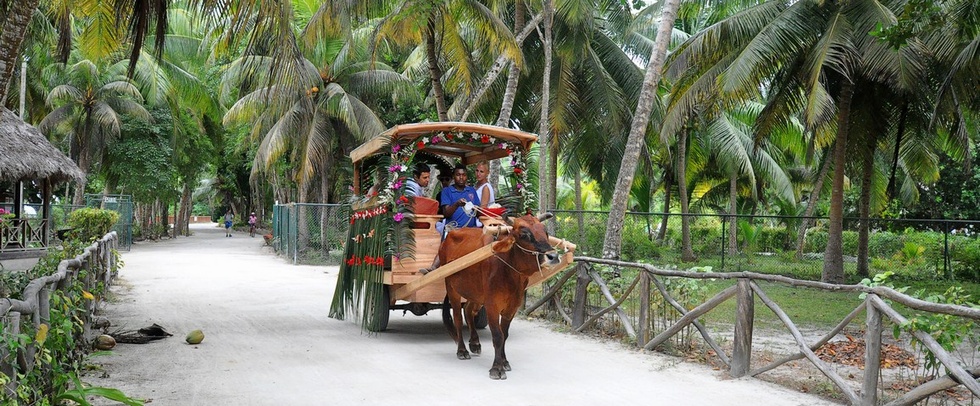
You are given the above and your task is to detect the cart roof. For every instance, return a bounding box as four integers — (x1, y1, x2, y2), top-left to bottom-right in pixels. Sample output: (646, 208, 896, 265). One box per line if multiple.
(350, 122, 537, 166)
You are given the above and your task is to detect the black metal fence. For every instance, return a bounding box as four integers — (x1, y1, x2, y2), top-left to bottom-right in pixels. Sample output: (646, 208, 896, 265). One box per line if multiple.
(271, 204, 980, 282)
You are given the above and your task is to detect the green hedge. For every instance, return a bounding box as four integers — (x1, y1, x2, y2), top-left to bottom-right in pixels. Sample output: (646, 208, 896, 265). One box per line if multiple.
(67, 208, 120, 242)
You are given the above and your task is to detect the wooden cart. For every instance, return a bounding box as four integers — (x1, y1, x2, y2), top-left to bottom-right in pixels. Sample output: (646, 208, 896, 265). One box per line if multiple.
(329, 122, 576, 331)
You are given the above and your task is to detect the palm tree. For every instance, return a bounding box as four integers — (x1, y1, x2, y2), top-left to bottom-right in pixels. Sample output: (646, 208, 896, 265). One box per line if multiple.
(368, 0, 522, 121)
(39, 59, 151, 205)
(601, 0, 683, 260)
(0, 0, 45, 102)
(223, 21, 417, 204)
(656, 0, 934, 282)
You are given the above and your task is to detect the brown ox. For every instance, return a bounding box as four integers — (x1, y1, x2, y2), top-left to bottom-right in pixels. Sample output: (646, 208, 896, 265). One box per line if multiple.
(440, 213, 560, 380)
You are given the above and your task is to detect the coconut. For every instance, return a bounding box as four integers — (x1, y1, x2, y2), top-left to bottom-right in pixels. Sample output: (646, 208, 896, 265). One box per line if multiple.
(186, 329, 205, 344)
(95, 334, 116, 350)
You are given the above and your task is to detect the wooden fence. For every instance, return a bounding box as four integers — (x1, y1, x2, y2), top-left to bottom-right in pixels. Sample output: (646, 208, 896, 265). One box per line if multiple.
(527, 256, 980, 406)
(0, 232, 119, 398)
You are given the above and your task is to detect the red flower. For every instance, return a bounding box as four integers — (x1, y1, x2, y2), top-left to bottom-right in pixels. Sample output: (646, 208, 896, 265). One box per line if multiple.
(514, 167, 523, 174)
(377, 256, 384, 264)
(480, 135, 490, 143)
(416, 141, 425, 149)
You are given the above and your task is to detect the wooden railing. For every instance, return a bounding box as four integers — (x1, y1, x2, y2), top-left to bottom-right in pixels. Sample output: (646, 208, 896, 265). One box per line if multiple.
(0, 232, 119, 397)
(0, 218, 49, 253)
(527, 257, 980, 406)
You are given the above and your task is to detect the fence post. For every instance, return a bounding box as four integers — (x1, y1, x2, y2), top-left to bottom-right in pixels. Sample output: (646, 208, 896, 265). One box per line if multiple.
(638, 272, 651, 347)
(731, 278, 754, 377)
(721, 216, 727, 269)
(2, 311, 21, 397)
(571, 263, 590, 329)
(862, 295, 882, 406)
(943, 220, 950, 279)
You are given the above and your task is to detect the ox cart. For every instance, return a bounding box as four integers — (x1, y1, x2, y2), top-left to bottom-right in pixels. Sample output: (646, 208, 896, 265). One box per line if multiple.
(328, 122, 576, 331)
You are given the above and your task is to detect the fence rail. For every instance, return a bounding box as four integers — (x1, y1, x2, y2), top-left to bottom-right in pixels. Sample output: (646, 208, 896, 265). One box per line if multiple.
(0, 232, 119, 397)
(527, 257, 979, 405)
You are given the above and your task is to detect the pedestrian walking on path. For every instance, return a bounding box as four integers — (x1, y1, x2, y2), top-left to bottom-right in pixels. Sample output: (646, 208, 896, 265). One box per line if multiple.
(224, 211, 234, 237)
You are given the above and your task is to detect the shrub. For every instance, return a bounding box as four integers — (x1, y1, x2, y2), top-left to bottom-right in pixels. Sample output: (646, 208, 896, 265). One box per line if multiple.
(951, 238, 980, 281)
(67, 208, 120, 242)
(757, 227, 792, 251)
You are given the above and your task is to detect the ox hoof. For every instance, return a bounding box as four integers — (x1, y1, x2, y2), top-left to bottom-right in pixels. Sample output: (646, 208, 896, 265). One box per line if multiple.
(457, 350, 471, 360)
(469, 342, 481, 355)
(489, 367, 507, 380)
(503, 361, 511, 371)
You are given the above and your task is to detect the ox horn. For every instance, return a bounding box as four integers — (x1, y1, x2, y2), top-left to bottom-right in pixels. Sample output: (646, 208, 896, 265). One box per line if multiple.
(536, 212, 554, 222)
(501, 211, 514, 226)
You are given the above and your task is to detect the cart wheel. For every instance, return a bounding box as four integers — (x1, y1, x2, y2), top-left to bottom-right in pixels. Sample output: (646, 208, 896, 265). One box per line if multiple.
(367, 286, 390, 332)
(472, 307, 488, 330)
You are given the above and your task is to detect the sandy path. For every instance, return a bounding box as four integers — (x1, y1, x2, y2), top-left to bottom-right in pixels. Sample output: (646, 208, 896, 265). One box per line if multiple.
(88, 223, 839, 405)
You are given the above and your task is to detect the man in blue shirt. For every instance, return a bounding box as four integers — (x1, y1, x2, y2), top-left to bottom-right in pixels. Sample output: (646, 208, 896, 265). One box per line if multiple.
(439, 164, 481, 228)
(421, 164, 480, 275)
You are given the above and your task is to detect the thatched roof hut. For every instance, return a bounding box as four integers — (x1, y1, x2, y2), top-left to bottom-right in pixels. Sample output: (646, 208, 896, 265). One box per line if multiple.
(0, 107, 83, 183)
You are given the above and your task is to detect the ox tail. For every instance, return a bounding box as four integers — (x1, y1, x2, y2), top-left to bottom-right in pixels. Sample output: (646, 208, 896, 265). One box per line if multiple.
(442, 296, 458, 342)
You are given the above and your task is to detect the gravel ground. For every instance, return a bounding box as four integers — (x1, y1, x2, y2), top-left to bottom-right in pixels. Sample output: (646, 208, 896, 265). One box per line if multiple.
(87, 223, 840, 406)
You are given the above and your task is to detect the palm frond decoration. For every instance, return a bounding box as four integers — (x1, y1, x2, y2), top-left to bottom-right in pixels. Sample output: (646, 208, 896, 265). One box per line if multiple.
(328, 203, 390, 332)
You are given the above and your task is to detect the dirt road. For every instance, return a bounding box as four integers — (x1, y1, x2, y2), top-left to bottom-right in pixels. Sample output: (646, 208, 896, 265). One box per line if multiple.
(89, 223, 838, 405)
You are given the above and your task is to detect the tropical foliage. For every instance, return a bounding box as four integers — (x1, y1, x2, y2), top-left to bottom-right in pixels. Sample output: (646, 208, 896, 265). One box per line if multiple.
(0, 0, 976, 278)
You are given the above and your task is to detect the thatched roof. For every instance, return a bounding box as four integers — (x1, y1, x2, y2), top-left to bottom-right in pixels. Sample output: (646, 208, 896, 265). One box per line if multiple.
(0, 107, 83, 183)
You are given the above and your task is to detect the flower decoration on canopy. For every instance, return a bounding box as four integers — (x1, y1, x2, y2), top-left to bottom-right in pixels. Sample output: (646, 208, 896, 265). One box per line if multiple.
(377, 130, 535, 215)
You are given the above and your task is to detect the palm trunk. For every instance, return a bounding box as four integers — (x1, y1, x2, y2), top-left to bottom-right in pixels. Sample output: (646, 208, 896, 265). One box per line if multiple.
(0, 0, 40, 101)
(601, 0, 681, 259)
(537, 0, 554, 214)
(887, 102, 908, 200)
(490, 2, 526, 188)
(73, 149, 90, 206)
(426, 17, 449, 121)
(657, 171, 671, 241)
(795, 145, 833, 257)
(179, 183, 192, 236)
(728, 173, 738, 256)
(678, 128, 695, 261)
(856, 132, 878, 278)
(575, 168, 584, 243)
(822, 81, 855, 283)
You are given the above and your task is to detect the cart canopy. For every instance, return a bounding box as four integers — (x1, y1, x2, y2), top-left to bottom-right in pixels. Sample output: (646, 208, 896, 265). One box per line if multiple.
(350, 122, 537, 166)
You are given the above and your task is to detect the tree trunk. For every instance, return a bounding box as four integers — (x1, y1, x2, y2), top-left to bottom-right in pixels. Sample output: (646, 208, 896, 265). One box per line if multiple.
(887, 102, 908, 200)
(795, 145, 833, 258)
(575, 168, 584, 243)
(72, 148, 91, 206)
(160, 198, 169, 238)
(677, 128, 695, 261)
(601, 0, 681, 259)
(426, 17, 449, 121)
(179, 182, 192, 236)
(549, 142, 558, 212)
(0, 0, 40, 101)
(537, 0, 554, 214)
(856, 132, 878, 278)
(728, 173, 738, 256)
(822, 81, 855, 283)
(657, 170, 671, 241)
(489, 2, 526, 190)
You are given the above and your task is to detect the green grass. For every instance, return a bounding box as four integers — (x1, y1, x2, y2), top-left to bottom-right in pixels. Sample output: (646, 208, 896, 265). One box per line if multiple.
(697, 278, 980, 330)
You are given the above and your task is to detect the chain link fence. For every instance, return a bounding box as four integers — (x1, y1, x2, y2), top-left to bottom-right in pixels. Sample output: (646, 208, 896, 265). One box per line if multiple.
(272, 204, 350, 265)
(270, 204, 980, 282)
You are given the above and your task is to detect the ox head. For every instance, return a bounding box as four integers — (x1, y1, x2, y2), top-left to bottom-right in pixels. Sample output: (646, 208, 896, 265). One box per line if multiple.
(496, 212, 561, 268)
